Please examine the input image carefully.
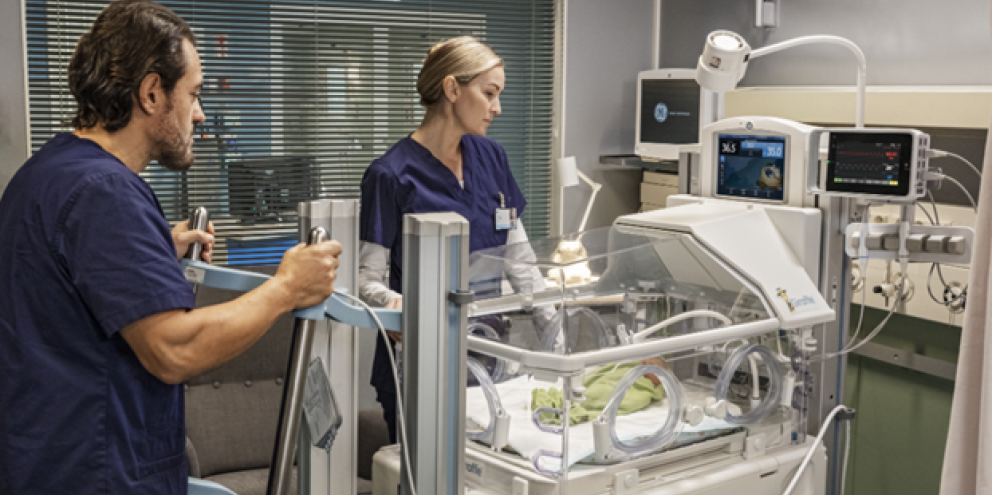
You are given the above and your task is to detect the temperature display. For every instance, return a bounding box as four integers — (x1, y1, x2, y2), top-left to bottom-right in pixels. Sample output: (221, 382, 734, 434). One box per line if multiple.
(716, 134, 787, 202)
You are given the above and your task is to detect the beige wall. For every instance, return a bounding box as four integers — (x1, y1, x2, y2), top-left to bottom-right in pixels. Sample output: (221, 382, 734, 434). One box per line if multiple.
(726, 87, 992, 129)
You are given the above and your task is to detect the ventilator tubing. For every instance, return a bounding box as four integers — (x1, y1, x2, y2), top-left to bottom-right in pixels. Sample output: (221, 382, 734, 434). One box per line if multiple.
(594, 364, 685, 457)
(712, 344, 783, 425)
(541, 306, 614, 353)
(466, 357, 508, 444)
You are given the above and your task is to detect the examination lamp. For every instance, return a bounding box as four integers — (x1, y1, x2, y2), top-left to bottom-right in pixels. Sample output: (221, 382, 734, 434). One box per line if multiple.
(548, 156, 601, 286)
(559, 155, 602, 233)
(695, 30, 867, 128)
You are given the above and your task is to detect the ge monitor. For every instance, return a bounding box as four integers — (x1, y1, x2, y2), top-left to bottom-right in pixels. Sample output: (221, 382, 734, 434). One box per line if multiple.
(635, 69, 720, 161)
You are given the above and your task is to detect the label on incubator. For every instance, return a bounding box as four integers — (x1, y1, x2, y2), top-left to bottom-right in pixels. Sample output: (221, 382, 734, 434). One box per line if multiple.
(465, 460, 486, 481)
(183, 266, 205, 284)
(776, 288, 818, 314)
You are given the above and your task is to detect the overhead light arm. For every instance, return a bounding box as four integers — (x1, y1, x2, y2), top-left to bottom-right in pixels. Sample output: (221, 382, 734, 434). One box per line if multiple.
(696, 32, 867, 128)
(750, 35, 867, 128)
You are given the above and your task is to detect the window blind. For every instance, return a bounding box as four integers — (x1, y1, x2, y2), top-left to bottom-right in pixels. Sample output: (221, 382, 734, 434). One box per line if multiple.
(26, 0, 555, 265)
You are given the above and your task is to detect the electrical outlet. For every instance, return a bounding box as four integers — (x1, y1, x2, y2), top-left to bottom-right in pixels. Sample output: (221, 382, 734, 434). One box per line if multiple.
(850, 261, 864, 294)
(892, 272, 915, 302)
(755, 0, 779, 28)
(944, 282, 966, 314)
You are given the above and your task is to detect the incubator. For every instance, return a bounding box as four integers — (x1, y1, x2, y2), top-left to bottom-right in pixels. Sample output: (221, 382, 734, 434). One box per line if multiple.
(374, 199, 835, 495)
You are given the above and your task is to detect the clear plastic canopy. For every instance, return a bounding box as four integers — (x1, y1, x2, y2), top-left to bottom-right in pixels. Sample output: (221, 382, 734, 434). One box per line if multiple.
(467, 226, 776, 358)
(460, 227, 809, 482)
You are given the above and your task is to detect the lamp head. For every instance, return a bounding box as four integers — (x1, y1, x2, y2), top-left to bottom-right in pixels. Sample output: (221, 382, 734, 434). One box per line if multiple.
(558, 156, 580, 188)
(695, 30, 752, 93)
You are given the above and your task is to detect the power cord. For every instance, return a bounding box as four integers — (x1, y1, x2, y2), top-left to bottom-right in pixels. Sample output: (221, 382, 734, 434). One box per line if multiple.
(846, 203, 872, 355)
(821, 203, 900, 361)
(782, 405, 856, 495)
(822, 278, 901, 360)
(837, 409, 854, 495)
(928, 149, 981, 178)
(838, 203, 909, 359)
(925, 170, 977, 213)
(920, 155, 978, 311)
(334, 291, 418, 495)
(919, 192, 967, 308)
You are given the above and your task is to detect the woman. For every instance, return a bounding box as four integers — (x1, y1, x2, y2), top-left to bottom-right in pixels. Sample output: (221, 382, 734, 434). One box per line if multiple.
(358, 36, 534, 443)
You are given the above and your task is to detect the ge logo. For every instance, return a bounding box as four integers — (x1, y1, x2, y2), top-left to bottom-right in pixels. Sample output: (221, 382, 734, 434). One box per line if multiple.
(722, 141, 737, 153)
(654, 103, 669, 123)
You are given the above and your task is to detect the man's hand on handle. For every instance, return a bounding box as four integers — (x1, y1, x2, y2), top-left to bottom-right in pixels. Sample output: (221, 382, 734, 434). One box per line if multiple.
(276, 240, 344, 309)
(172, 219, 215, 263)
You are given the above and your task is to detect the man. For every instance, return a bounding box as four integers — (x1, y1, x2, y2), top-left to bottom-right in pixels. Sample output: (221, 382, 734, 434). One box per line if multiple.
(0, 1, 342, 494)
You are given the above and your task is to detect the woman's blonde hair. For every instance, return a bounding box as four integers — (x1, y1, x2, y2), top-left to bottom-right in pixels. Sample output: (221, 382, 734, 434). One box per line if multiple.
(417, 36, 504, 108)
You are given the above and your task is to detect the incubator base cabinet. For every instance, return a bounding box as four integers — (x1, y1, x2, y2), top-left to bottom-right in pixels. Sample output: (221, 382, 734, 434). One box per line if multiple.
(380, 199, 835, 495)
(373, 439, 825, 495)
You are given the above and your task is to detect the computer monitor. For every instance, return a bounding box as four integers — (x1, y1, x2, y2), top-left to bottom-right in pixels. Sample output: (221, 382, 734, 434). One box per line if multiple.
(635, 68, 719, 161)
(228, 155, 318, 224)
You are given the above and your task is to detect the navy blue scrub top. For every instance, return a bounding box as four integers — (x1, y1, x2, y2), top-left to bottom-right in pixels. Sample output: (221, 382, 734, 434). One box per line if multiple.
(360, 134, 526, 393)
(0, 133, 195, 495)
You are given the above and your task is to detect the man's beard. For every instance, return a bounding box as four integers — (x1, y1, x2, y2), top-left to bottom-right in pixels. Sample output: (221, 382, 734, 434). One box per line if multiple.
(154, 102, 196, 172)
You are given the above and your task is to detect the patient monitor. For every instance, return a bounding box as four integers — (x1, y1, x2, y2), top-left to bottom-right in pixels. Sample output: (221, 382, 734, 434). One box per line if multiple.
(808, 127, 931, 202)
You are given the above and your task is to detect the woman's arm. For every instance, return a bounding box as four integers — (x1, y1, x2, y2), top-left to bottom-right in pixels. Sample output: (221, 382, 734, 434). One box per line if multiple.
(503, 220, 558, 349)
(359, 241, 403, 342)
(504, 219, 547, 295)
(358, 241, 401, 307)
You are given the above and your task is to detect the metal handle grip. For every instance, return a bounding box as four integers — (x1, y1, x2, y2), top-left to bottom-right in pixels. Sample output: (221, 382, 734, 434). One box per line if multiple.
(308, 226, 328, 245)
(267, 226, 328, 495)
(183, 206, 210, 261)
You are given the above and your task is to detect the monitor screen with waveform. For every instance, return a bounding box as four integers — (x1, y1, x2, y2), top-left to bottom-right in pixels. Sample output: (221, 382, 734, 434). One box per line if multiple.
(826, 132, 913, 196)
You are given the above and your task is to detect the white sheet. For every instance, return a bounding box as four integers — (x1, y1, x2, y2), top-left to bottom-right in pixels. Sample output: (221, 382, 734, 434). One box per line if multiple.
(465, 375, 738, 472)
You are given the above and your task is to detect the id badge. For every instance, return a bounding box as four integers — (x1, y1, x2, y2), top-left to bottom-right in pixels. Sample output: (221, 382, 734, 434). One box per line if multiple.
(495, 207, 517, 231)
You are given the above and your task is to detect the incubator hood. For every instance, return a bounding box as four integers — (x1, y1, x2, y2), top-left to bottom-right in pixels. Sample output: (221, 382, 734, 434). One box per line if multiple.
(464, 198, 833, 374)
(616, 197, 834, 330)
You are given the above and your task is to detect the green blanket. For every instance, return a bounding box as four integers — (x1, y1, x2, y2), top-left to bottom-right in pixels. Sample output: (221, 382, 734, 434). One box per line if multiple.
(531, 362, 666, 426)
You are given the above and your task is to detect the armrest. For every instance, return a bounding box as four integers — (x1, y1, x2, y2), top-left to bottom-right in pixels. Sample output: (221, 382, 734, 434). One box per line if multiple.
(188, 477, 237, 495)
(185, 436, 201, 479)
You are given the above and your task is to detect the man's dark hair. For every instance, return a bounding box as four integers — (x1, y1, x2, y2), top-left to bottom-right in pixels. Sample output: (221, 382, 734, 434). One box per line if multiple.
(68, 0, 196, 132)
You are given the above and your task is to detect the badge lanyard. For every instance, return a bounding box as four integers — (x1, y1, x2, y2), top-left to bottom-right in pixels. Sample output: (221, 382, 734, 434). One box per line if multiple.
(494, 192, 516, 231)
